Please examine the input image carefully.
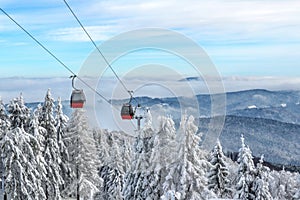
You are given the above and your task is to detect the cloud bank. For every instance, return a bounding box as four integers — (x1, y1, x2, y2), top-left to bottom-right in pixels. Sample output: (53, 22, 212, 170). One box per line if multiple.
(1, 76, 300, 103)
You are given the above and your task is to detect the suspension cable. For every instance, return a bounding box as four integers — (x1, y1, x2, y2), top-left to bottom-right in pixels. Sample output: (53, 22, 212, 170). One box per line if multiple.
(0, 7, 138, 129)
(0, 7, 111, 104)
(63, 0, 133, 99)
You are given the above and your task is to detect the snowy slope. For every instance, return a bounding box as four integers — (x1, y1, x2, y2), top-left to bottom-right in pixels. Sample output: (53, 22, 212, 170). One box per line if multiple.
(111, 89, 300, 124)
(198, 116, 300, 166)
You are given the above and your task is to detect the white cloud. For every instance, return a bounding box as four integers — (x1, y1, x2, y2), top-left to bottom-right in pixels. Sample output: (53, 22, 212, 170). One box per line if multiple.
(79, 0, 300, 40)
(0, 77, 71, 103)
(2, 0, 300, 43)
(1, 76, 300, 103)
(1, 0, 300, 78)
(49, 25, 116, 42)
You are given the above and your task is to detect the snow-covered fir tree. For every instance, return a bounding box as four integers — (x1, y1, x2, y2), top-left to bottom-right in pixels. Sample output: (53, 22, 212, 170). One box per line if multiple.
(0, 97, 10, 139)
(120, 134, 133, 175)
(235, 134, 256, 200)
(153, 115, 180, 196)
(55, 97, 74, 194)
(64, 109, 101, 199)
(269, 170, 285, 200)
(28, 109, 48, 192)
(135, 115, 178, 199)
(252, 155, 272, 200)
(7, 94, 30, 130)
(122, 112, 156, 200)
(161, 190, 181, 200)
(294, 191, 300, 200)
(268, 167, 300, 200)
(40, 89, 63, 199)
(207, 139, 232, 198)
(1, 91, 300, 200)
(162, 115, 214, 200)
(93, 128, 133, 200)
(272, 168, 300, 200)
(96, 134, 124, 200)
(2, 95, 46, 199)
(93, 129, 110, 172)
(55, 97, 69, 143)
(294, 173, 300, 199)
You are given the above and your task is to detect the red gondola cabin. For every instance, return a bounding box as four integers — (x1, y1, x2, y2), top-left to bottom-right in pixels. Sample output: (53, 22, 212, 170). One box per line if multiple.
(70, 89, 86, 108)
(121, 103, 134, 120)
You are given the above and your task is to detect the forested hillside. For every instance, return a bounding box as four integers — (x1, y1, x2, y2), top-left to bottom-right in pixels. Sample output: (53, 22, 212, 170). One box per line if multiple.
(0, 90, 299, 199)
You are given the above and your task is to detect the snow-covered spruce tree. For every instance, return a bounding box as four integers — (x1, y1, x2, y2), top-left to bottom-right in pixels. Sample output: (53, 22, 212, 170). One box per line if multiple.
(55, 97, 74, 194)
(64, 109, 101, 199)
(120, 134, 133, 174)
(161, 190, 181, 200)
(161, 114, 186, 199)
(293, 173, 300, 199)
(0, 97, 9, 194)
(96, 134, 124, 200)
(29, 109, 48, 182)
(7, 94, 30, 131)
(252, 155, 272, 200)
(122, 110, 156, 200)
(55, 97, 69, 143)
(269, 170, 285, 200)
(162, 115, 214, 200)
(294, 190, 300, 200)
(150, 115, 178, 198)
(207, 139, 232, 198)
(127, 114, 178, 200)
(234, 134, 255, 200)
(275, 168, 299, 200)
(2, 95, 46, 199)
(0, 97, 10, 139)
(93, 129, 110, 167)
(40, 89, 63, 199)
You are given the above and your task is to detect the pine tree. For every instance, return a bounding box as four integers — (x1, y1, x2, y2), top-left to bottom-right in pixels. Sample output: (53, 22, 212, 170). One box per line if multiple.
(161, 190, 181, 200)
(55, 97, 69, 143)
(293, 173, 300, 199)
(133, 115, 178, 199)
(29, 108, 48, 185)
(40, 89, 63, 199)
(2, 95, 46, 199)
(32, 104, 46, 151)
(0, 97, 10, 139)
(269, 170, 285, 200)
(235, 135, 255, 200)
(276, 168, 299, 200)
(7, 94, 30, 130)
(162, 115, 214, 200)
(252, 155, 272, 200)
(294, 187, 300, 200)
(207, 139, 232, 198)
(0, 97, 9, 197)
(120, 134, 133, 174)
(122, 114, 156, 200)
(64, 109, 101, 199)
(97, 134, 124, 200)
(93, 129, 110, 167)
(55, 97, 74, 194)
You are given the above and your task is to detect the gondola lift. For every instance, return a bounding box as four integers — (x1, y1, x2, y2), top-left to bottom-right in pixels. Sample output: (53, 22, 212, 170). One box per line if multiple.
(121, 91, 136, 120)
(70, 75, 86, 108)
(121, 103, 134, 120)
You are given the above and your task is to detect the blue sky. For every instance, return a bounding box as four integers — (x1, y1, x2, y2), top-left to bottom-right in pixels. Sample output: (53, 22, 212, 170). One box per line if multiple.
(1, 0, 300, 78)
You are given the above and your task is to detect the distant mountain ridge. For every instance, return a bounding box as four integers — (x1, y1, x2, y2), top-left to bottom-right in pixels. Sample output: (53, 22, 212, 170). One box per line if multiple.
(198, 115, 300, 166)
(23, 89, 300, 166)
